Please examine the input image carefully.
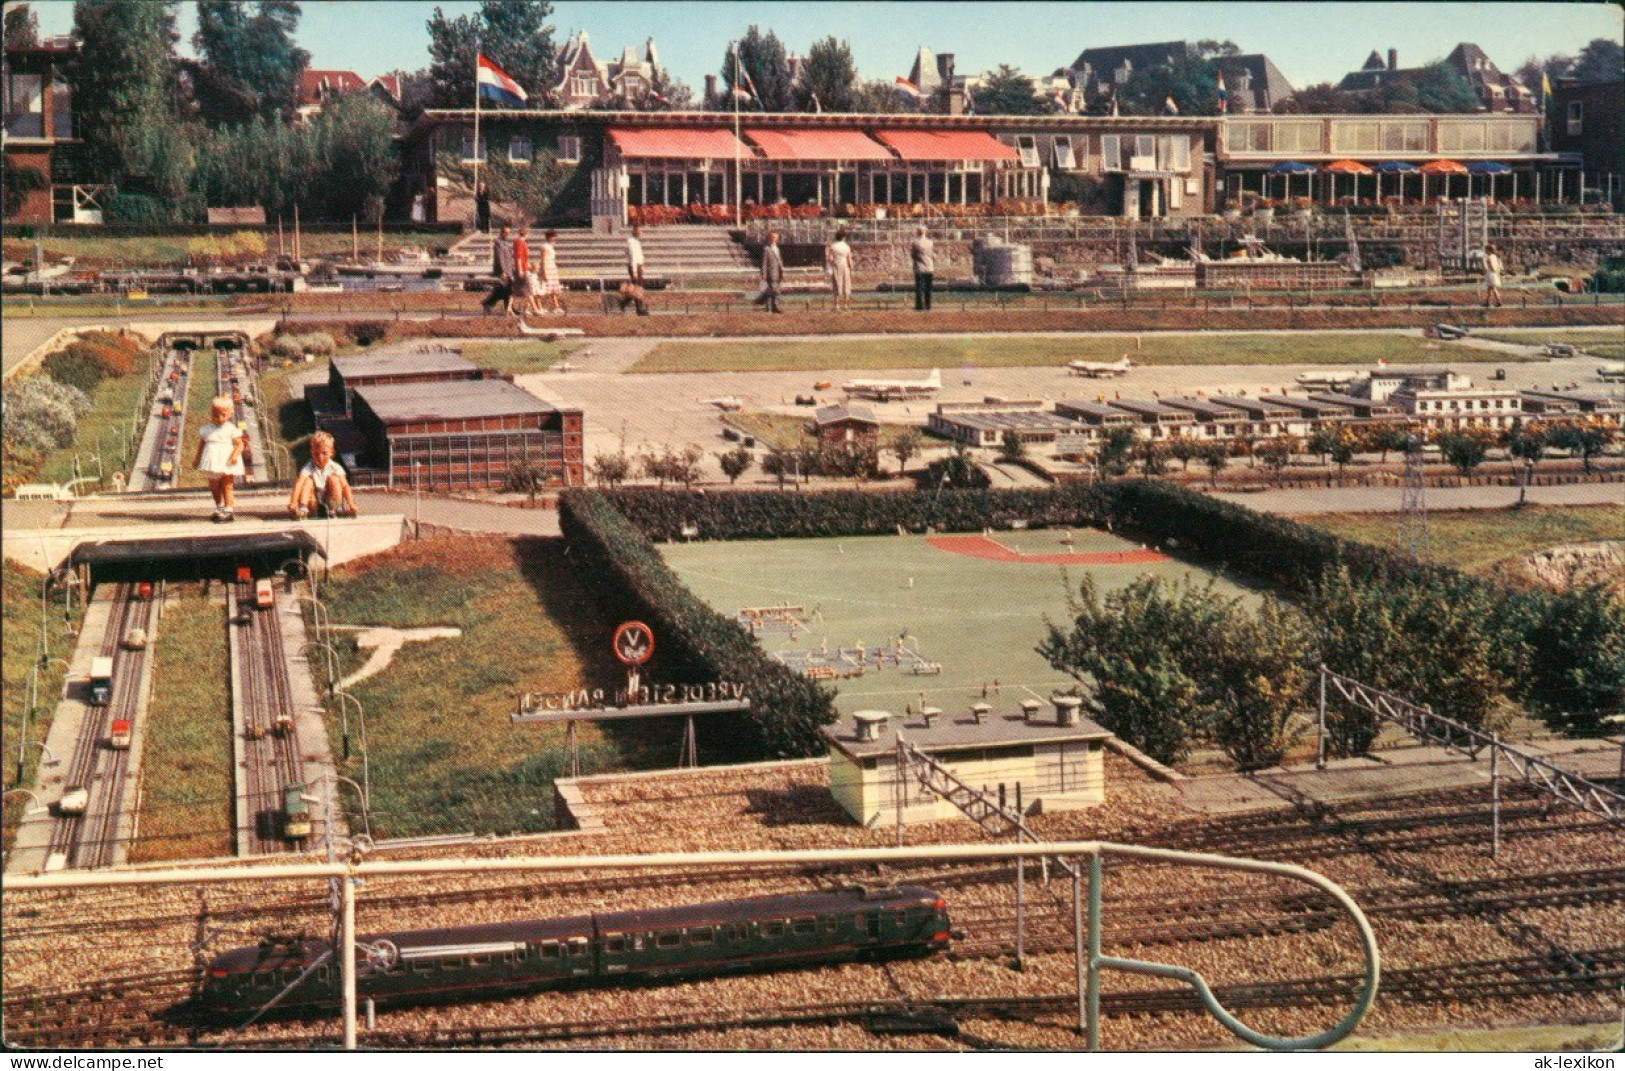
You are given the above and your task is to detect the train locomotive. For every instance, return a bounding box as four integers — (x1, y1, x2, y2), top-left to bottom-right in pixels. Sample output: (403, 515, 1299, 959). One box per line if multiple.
(201, 885, 950, 1018)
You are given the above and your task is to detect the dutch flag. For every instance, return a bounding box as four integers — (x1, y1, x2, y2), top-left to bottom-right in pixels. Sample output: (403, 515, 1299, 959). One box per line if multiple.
(477, 53, 528, 107)
(895, 76, 924, 101)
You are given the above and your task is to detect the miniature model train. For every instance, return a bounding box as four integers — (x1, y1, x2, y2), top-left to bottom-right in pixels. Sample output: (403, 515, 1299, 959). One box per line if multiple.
(201, 885, 951, 1017)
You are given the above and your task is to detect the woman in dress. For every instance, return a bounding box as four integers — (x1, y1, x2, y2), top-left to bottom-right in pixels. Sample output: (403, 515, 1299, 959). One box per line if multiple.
(194, 396, 247, 522)
(826, 228, 853, 311)
(534, 229, 564, 315)
(510, 225, 531, 316)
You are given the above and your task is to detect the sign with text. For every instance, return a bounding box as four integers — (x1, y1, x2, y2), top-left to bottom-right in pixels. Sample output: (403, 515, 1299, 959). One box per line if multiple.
(612, 621, 654, 666)
(519, 681, 746, 715)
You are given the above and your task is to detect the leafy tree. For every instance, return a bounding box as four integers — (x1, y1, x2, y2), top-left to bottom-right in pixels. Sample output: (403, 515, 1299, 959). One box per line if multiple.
(1255, 436, 1296, 485)
(1274, 82, 1361, 114)
(975, 64, 1047, 115)
(1521, 584, 1625, 737)
(588, 450, 631, 488)
(1361, 422, 1410, 463)
(1135, 440, 1168, 477)
(1167, 435, 1200, 471)
(1209, 598, 1313, 771)
(382, 68, 434, 123)
(1039, 575, 1231, 765)
(619, 67, 693, 111)
(1437, 430, 1489, 477)
(501, 460, 548, 502)
(717, 445, 753, 485)
(890, 428, 922, 475)
(797, 36, 857, 112)
(306, 91, 397, 221)
(427, 0, 557, 109)
(1120, 49, 1218, 116)
(999, 430, 1027, 463)
(1096, 426, 1137, 477)
(850, 78, 911, 114)
(1570, 38, 1625, 83)
(4, 3, 39, 49)
(722, 25, 791, 111)
(69, 0, 185, 189)
(1544, 419, 1613, 475)
(193, 1, 309, 124)
(1201, 441, 1229, 488)
(1328, 433, 1356, 485)
(1385, 63, 1480, 113)
(923, 442, 986, 489)
(1307, 428, 1340, 466)
(761, 445, 793, 488)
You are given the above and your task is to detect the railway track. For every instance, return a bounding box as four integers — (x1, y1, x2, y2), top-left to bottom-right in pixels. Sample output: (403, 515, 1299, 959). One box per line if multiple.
(230, 580, 304, 855)
(44, 583, 157, 870)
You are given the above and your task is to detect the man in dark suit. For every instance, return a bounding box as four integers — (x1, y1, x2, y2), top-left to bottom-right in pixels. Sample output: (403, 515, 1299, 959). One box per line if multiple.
(758, 231, 785, 313)
(481, 225, 514, 314)
(910, 226, 934, 312)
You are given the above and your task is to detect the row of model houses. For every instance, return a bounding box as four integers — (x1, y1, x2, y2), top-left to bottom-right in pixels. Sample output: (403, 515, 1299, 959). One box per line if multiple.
(925, 371, 1622, 450)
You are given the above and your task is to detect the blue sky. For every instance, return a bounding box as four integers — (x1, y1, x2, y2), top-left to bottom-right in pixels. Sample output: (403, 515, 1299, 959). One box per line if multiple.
(28, 1, 1623, 90)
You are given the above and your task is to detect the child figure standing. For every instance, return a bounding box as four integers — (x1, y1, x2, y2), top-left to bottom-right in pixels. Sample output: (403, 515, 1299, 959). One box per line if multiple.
(195, 395, 247, 522)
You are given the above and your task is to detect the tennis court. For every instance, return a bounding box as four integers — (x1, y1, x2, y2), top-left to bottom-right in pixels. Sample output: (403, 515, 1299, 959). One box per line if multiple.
(663, 529, 1256, 716)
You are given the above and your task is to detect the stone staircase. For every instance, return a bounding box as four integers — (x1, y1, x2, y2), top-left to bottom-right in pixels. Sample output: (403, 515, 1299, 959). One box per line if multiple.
(446, 225, 757, 281)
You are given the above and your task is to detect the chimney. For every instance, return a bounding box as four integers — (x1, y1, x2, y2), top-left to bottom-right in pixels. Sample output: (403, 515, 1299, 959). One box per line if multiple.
(970, 702, 990, 724)
(852, 710, 890, 742)
(1053, 695, 1082, 727)
(1388, 49, 1398, 71)
(920, 706, 942, 728)
(947, 84, 965, 116)
(704, 73, 717, 107)
(1020, 699, 1042, 722)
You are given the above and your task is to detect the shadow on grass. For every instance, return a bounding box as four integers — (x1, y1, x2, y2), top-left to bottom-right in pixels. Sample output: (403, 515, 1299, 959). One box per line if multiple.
(743, 785, 848, 827)
(510, 535, 690, 772)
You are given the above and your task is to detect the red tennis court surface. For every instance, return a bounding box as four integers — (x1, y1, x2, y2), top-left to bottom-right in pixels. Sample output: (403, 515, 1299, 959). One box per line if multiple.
(928, 534, 1170, 566)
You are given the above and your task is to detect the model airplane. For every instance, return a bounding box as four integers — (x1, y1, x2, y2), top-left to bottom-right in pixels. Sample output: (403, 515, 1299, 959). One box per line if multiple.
(841, 368, 942, 401)
(1598, 362, 1625, 382)
(704, 396, 745, 411)
(1294, 370, 1359, 390)
(1066, 357, 1132, 378)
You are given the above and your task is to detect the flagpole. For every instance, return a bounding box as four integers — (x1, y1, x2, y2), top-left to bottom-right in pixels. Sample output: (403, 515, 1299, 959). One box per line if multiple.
(473, 46, 483, 226)
(733, 43, 743, 227)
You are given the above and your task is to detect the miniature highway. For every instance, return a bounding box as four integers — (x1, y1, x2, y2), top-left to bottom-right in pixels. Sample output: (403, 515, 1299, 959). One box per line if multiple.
(42, 582, 159, 871)
(129, 347, 193, 492)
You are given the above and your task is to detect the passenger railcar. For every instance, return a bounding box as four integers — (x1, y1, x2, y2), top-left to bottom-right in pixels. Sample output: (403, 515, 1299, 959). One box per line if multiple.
(201, 886, 950, 1018)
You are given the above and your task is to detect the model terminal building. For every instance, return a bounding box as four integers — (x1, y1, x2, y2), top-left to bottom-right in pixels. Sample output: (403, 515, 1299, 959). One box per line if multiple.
(826, 697, 1112, 827)
(307, 347, 583, 490)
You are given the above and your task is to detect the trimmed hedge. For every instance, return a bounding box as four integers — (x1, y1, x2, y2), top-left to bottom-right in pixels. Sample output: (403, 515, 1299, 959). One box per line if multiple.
(558, 490, 837, 760)
(600, 485, 1113, 542)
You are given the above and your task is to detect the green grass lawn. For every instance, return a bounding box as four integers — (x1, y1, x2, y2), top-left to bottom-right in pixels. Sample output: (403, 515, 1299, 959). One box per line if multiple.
(459, 339, 585, 375)
(1301, 504, 1624, 574)
(728, 411, 920, 458)
(255, 358, 323, 476)
(177, 348, 221, 489)
(316, 537, 628, 838)
(631, 333, 1503, 374)
(2, 561, 79, 852)
(664, 530, 1258, 716)
(128, 587, 235, 863)
(1474, 328, 1625, 361)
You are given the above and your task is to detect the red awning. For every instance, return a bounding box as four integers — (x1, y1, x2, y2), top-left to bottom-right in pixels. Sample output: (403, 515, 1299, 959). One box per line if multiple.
(1420, 159, 1469, 175)
(608, 127, 751, 159)
(872, 129, 1020, 162)
(744, 128, 894, 162)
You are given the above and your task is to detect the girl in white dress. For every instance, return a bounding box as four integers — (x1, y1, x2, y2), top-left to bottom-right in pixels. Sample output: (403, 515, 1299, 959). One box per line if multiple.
(533, 230, 564, 315)
(194, 396, 247, 521)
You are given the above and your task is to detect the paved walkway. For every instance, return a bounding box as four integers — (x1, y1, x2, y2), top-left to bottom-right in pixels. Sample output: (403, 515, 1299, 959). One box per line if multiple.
(1177, 737, 1623, 815)
(1212, 482, 1624, 514)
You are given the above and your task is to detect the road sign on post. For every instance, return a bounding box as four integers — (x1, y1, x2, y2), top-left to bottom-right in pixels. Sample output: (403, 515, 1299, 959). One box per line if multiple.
(613, 620, 654, 695)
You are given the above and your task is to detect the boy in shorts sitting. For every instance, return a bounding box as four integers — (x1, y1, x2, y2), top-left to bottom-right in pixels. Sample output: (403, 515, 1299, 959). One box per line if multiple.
(288, 431, 358, 518)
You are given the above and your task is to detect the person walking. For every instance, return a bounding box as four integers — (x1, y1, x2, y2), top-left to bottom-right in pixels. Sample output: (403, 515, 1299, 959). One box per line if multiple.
(758, 230, 785, 313)
(626, 224, 645, 284)
(510, 226, 531, 316)
(826, 228, 853, 311)
(1482, 243, 1504, 308)
(194, 396, 247, 522)
(533, 229, 564, 315)
(482, 225, 514, 314)
(910, 226, 934, 312)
